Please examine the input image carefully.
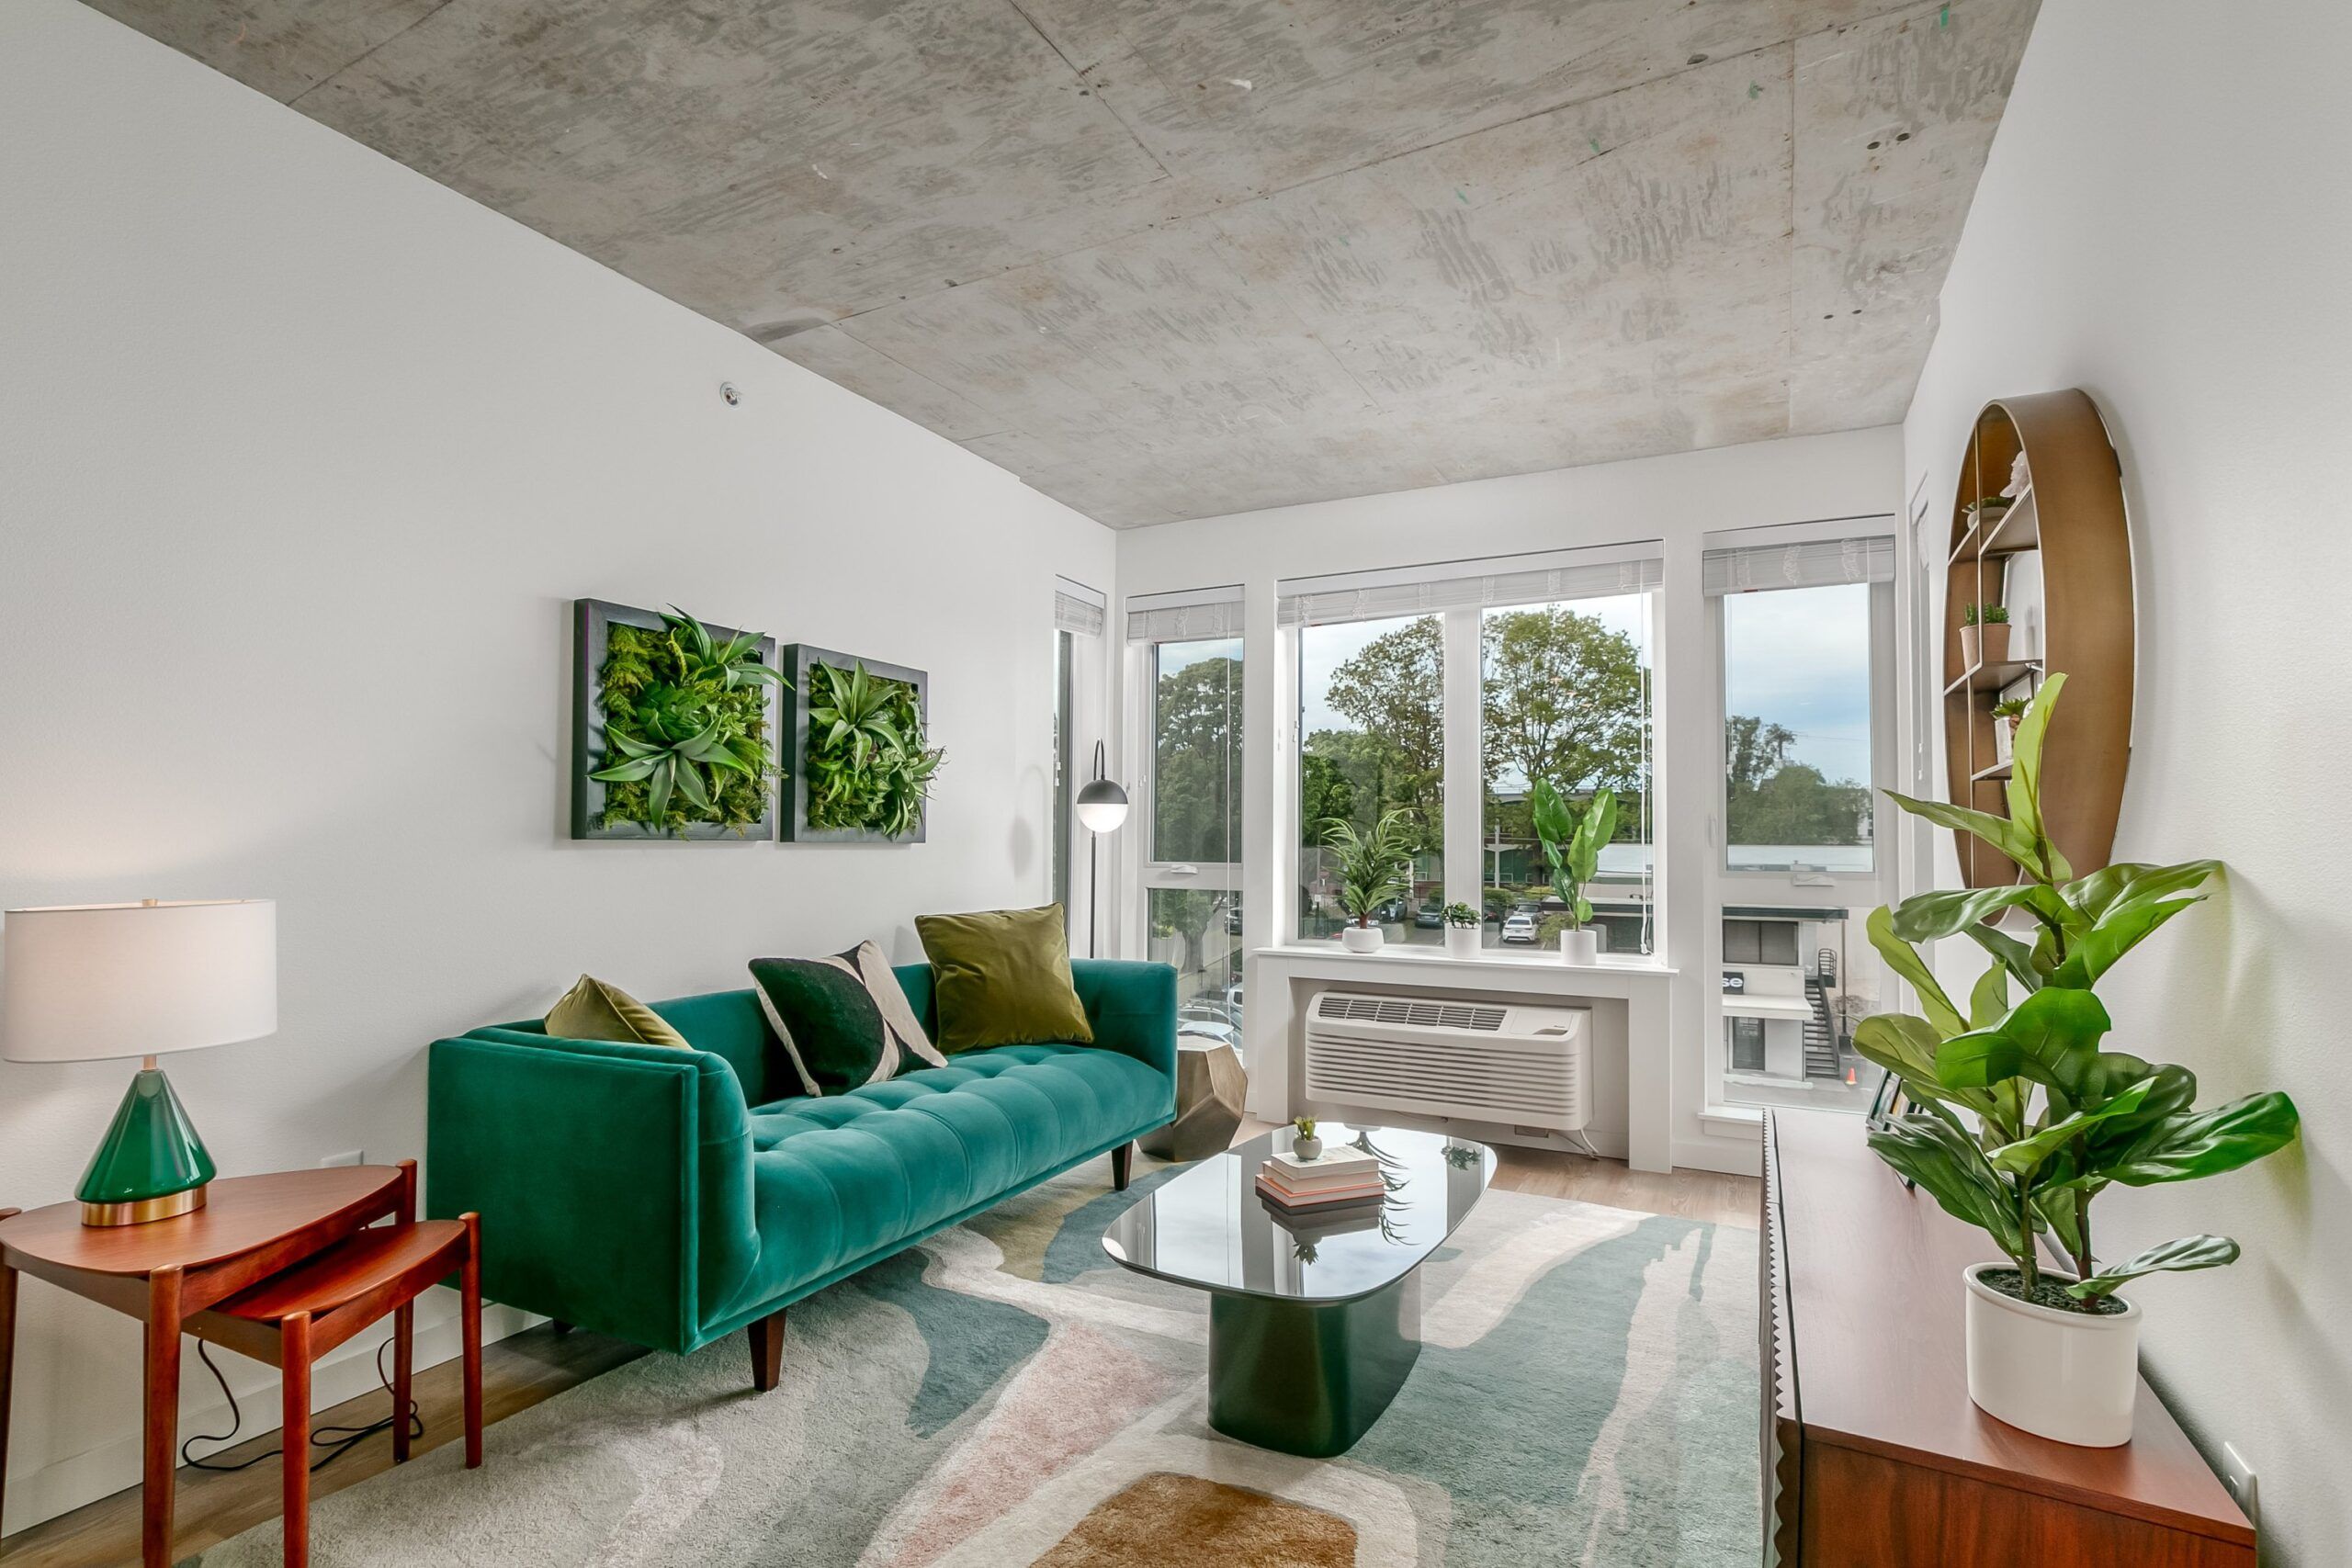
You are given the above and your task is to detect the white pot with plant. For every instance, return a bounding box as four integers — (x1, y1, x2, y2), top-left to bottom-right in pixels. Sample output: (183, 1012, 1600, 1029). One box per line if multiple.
(1990, 695, 2028, 765)
(1529, 781, 1616, 966)
(1319, 809, 1419, 955)
(1856, 673, 2301, 1448)
(1441, 901, 1481, 959)
(1292, 1116, 1323, 1161)
(1960, 602, 2011, 668)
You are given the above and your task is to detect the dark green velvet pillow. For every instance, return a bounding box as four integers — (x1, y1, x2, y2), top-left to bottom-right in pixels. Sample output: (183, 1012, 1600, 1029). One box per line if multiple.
(749, 941, 945, 1097)
(915, 904, 1093, 1053)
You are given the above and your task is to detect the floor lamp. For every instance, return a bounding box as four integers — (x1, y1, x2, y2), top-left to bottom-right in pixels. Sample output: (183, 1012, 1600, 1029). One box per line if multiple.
(1075, 740, 1128, 959)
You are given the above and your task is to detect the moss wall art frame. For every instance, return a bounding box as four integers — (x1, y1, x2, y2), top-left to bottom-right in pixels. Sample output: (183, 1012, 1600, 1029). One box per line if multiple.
(777, 643, 939, 844)
(571, 598, 781, 841)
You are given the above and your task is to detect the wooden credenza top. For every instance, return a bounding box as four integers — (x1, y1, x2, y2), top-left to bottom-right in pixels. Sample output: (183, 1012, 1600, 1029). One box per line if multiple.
(1766, 1107, 2254, 1552)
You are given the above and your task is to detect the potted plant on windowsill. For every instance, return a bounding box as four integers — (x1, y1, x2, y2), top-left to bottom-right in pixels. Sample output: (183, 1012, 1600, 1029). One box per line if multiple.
(1319, 810, 1419, 953)
(1960, 602, 2011, 668)
(1441, 901, 1481, 959)
(1529, 782, 1616, 964)
(1855, 673, 2300, 1447)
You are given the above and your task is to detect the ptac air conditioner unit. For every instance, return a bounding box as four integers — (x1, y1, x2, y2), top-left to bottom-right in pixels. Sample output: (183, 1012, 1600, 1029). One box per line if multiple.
(1303, 990, 1591, 1134)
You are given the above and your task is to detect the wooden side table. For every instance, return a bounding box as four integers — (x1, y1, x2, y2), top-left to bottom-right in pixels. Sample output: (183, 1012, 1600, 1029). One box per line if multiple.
(0, 1163, 421, 1567)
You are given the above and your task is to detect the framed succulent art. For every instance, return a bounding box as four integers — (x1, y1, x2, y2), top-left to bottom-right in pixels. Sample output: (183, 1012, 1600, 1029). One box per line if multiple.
(777, 644, 943, 844)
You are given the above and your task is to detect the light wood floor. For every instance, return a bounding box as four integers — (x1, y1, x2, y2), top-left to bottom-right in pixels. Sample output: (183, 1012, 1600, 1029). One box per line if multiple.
(1, 1139, 1755, 1566)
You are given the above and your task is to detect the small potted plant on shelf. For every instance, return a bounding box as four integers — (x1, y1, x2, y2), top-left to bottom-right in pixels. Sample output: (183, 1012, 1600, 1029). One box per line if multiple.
(1441, 901, 1481, 959)
(1319, 810, 1418, 953)
(1293, 1116, 1323, 1161)
(1960, 603, 2011, 668)
(1964, 494, 2015, 527)
(1528, 781, 1617, 964)
(1855, 673, 2300, 1447)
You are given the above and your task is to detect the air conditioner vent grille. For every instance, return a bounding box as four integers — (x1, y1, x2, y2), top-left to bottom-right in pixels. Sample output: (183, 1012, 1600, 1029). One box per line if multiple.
(1314, 995, 1506, 1032)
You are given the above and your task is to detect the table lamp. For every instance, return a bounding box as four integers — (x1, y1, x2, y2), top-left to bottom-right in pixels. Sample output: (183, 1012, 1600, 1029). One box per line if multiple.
(1075, 740, 1129, 960)
(2, 898, 277, 1225)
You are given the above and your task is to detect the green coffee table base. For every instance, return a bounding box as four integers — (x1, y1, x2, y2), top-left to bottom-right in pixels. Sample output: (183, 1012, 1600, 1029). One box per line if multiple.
(1206, 1270, 1421, 1458)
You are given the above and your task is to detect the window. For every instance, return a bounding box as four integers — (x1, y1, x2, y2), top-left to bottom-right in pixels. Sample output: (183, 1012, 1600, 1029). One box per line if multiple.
(1052, 626, 1073, 914)
(1053, 578, 1105, 947)
(1704, 529, 1894, 1115)
(1479, 591, 1653, 953)
(1297, 614, 1444, 945)
(1130, 588, 1243, 1019)
(1280, 544, 1663, 951)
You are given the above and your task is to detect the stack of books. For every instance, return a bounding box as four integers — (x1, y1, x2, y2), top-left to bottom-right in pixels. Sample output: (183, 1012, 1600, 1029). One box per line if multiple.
(1256, 1145, 1385, 1212)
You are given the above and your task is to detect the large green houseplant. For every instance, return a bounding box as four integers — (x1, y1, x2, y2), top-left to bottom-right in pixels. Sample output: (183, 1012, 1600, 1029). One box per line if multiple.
(1855, 672, 2299, 1446)
(1318, 810, 1419, 953)
(589, 606, 783, 836)
(1528, 781, 1616, 963)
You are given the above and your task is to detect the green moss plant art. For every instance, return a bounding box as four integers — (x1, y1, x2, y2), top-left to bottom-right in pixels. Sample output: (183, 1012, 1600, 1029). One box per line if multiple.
(802, 660, 944, 840)
(589, 607, 783, 837)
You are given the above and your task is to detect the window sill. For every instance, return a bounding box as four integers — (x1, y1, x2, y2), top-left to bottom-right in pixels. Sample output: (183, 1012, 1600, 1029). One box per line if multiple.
(1254, 942, 1677, 976)
(1697, 1105, 1766, 1137)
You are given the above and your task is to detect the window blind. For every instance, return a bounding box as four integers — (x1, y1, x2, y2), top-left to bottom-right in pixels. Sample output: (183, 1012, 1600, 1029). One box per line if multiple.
(1276, 542, 1664, 628)
(1053, 577, 1105, 638)
(1702, 535, 1894, 595)
(1126, 585, 1245, 643)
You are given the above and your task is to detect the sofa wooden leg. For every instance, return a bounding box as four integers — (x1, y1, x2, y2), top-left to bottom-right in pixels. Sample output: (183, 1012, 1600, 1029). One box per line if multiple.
(1112, 1142, 1134, 1191)
(749, 1308, 787, 1393)
(549, 1319, 572, 1336)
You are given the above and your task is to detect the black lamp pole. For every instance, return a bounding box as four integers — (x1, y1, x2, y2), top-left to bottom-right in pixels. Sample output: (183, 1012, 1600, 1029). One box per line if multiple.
(1075, 739, 1129, 959)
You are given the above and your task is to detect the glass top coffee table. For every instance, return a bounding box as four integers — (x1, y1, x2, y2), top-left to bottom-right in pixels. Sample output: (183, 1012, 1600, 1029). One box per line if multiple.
(1102, 1122, 1495, 1456)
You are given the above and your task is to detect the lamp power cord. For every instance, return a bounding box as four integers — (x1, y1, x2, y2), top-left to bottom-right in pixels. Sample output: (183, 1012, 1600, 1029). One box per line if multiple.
(179, 1337, 424, 1474)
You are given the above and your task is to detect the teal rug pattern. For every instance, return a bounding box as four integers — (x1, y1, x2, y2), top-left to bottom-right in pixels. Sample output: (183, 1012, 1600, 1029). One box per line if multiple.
(197, 1168, 1758, 1567)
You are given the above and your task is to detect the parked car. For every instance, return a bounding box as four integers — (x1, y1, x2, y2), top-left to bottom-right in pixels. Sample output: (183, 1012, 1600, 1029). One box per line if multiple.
(1180, 999, 1239, 1030)
(1222, 984, 1244, 1026)
(1500, 910, 1539, 944)
(1177, 1018, 1240, 1050)
(1411, 903, 1444, 928)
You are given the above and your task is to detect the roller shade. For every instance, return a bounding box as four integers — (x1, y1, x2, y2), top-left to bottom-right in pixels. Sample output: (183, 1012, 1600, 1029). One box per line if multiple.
(1126, 585, 1244, 643)
(1277, 542, 1663, 627)
(1702, 535, 1894, 595)
(1054, 577, 1105, 638)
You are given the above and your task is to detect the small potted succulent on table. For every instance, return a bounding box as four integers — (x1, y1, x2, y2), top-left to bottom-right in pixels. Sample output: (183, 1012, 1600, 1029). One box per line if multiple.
(1292, 1116, 1323, 1161)
(1441, 901, 1481, 959)
(1856, 674, 2299, 1447)
(1319, 809, 1419, 953)
(1960, 602, 2011, 667)
(1529, 781, 1616, 964)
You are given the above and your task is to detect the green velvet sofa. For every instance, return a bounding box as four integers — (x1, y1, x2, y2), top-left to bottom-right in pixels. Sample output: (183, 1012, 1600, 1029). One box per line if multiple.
(425, 958, 1175, 1388)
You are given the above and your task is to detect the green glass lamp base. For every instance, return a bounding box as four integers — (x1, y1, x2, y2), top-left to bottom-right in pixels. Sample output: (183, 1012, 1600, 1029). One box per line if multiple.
(75, 1065, 218, 1227)
(1206, 1271, 1422, 1458)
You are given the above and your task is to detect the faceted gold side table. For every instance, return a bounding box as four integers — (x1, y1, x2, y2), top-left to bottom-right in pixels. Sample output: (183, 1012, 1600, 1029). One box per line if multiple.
(1140, 1037, 1250, 1162)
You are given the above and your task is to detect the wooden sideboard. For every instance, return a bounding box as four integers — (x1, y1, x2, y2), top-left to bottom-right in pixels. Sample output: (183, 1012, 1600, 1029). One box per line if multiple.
(1761, 1108, 2256, 1566)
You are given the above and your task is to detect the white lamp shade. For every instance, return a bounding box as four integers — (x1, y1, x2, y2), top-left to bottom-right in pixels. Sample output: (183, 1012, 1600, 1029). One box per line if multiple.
(2, 899, 277, 1064)
(1077, 796, 1130, 834)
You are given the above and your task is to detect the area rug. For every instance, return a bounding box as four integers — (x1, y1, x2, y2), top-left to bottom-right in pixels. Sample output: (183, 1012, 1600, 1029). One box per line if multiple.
(197, 1167, 1758, 1567)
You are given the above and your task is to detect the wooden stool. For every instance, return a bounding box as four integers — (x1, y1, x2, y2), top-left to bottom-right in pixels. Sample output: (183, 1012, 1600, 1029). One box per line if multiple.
(185, 1204, 483, 1566)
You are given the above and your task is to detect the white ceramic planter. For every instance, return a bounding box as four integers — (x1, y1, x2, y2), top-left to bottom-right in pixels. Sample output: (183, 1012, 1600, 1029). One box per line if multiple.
(1294, 1135, 1324, 1161)
(1558, 928, 1600, 965)
(1339, 924, 1384, 954)
(1444, 925, 1480, 960)
(1962, 1262, 2141, 1447)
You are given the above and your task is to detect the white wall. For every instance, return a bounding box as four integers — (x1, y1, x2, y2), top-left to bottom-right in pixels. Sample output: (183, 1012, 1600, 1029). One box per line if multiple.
(1116, 426, 1905, 1176)
(0, 0, 1113, 1533)
(1901, 0, 2351, 1559)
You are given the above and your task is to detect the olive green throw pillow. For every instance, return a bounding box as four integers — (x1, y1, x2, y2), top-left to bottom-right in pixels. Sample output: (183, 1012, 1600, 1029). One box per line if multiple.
(545, 975, 691, 1051)
(916, 904, 1093, 1053)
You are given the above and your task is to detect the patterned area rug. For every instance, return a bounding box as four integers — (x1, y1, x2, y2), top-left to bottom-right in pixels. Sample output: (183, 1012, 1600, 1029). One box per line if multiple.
(198, 1167, 1758, 1567)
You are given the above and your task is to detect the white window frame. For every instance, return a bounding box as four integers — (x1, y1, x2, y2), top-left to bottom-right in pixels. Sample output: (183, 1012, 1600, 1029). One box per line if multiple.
(1124, 588, 1246, 975)
(1700, 517, 1900, 1112)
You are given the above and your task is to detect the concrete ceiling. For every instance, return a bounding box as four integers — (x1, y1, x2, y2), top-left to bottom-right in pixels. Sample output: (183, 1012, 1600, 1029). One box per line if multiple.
(102, 0, 2039, 526)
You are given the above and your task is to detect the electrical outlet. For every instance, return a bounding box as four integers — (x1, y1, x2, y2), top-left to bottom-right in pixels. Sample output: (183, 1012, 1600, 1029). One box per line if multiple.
(2219, 1442, 2258, 1528)
(321, 1149, 364, 1168)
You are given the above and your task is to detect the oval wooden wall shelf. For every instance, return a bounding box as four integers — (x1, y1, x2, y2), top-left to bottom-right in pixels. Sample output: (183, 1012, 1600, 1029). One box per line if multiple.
(1942, 389, 2133, 888)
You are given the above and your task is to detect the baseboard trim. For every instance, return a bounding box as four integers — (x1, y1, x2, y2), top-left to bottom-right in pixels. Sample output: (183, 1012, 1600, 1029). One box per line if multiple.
(0, 1292, 541, 1539)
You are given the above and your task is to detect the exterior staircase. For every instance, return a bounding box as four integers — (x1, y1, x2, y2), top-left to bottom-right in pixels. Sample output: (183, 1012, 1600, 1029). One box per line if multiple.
(1802, 946, 1841, 1079)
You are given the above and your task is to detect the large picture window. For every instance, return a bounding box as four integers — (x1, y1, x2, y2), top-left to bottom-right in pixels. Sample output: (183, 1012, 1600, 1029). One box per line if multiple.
(1129, 588, 1244, 1032)
(1281, 545, 1662, 953)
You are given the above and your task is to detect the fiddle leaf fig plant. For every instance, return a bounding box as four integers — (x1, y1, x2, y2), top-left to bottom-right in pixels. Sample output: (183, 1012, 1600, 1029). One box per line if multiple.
(802, 660, 944, 839)
(589, 606, 783, 836)
(1527, 782, 1617, 930)
(1318, 810, 1419, 927)
(1855, 672, 2300, 1308)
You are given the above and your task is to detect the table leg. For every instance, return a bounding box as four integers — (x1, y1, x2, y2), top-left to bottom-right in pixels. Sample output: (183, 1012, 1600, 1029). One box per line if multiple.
(390, 1301, 413, 1463)
(282, 1312, 311, 1568)
(1, 1213, 20, 1540)
(142, 1267, 184, 1568)
(460, 1213, 483, 1469)
(1206, 1270, 1421, 1458)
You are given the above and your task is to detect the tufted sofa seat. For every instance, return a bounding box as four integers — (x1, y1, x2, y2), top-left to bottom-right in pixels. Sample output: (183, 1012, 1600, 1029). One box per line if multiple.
(425, 959, 1176, 1382)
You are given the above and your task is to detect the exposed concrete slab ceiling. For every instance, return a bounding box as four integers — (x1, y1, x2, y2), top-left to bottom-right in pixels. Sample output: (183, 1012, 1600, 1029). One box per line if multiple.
(99, 0, 2038, 526)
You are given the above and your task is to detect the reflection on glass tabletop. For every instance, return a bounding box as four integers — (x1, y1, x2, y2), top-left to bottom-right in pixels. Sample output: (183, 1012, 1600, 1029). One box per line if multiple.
(1101, 1122, 1496, 1303)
